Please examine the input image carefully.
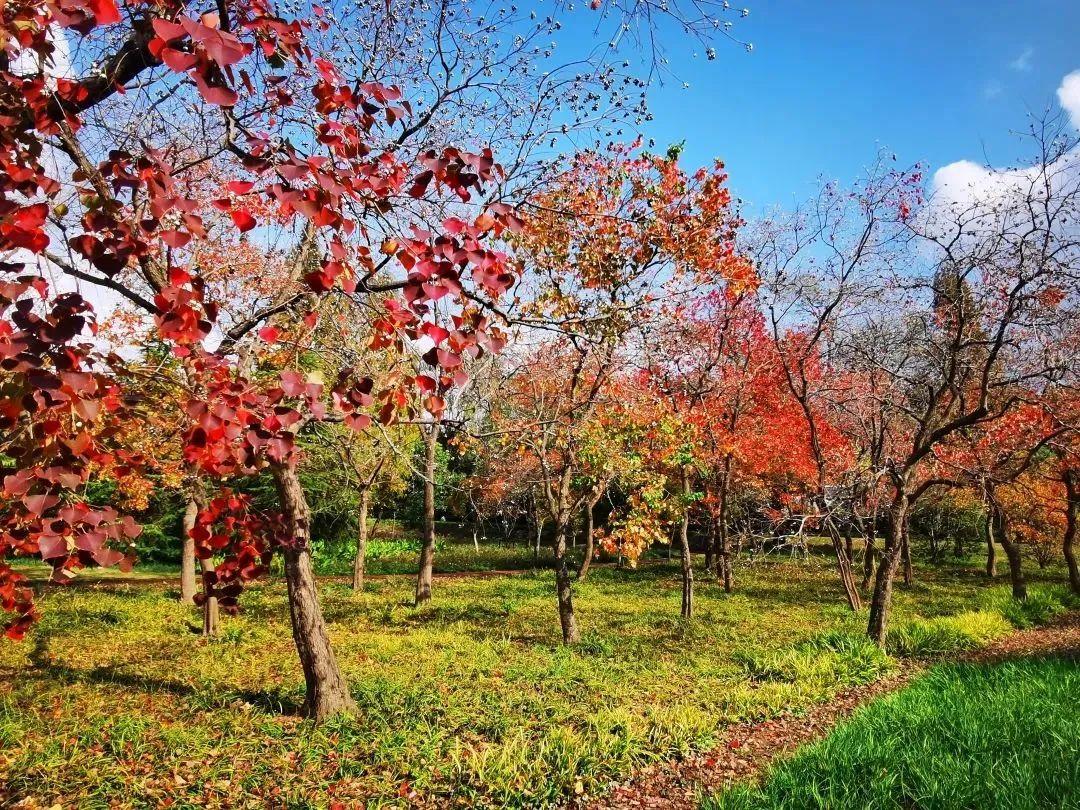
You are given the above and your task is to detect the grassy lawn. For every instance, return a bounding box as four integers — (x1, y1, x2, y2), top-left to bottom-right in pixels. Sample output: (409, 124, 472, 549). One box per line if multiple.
(704, 654, 1080, 810)
(0, 542, 1073, 808)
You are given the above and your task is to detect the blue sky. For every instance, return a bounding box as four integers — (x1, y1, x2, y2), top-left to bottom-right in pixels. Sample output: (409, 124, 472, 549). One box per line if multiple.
(566, 0, 1080, 212)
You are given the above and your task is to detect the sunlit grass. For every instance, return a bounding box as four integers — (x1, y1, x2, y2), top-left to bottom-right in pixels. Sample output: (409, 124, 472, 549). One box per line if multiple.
(0, 542, 1071, 808)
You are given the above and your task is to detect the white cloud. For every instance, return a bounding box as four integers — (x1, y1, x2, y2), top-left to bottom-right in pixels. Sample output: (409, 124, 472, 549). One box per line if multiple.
(1009, 47, 1033, 73)
(982, 80, 1003, 100)
(924, 70, 1080, 241)
(1058, 70, 1080, 131)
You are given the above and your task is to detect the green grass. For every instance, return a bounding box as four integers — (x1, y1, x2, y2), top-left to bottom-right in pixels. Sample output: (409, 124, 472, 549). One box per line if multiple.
(703, 655, 1080, 810)
(0, 540, 1072, 808)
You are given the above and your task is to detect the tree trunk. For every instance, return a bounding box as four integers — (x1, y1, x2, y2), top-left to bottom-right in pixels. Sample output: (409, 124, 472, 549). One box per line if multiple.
(844, 524, 854, 564)
(577, 500, 596, 581)
(717, 478, 733, 593)
(984, 499, 998, 578)
(199, 558, 219, 637)
(901, 516, 913, 587)
(704, 516, 715, 576)
(1064, 471, 1080, 595)
(554, 521, 579, 643)
(827, 520, 861, 610)
(679, 469, 694, 619)
(351, 488, 370, 591)
(994, 505, 1027, 600)
(861, 517, 876, 592)
(180, 495, 198, 605)
(867, 495, 908, 646)
(415, 422, 437, 606)
(272, 463, 356, 721)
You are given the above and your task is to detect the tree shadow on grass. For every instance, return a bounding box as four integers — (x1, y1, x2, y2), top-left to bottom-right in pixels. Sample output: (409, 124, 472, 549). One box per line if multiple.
(24, 637, 304, 716)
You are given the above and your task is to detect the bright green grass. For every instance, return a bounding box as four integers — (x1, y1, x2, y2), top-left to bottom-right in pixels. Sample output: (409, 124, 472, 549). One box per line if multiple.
(703, 655, 1080, 810)
(0, 543, 1071, 808)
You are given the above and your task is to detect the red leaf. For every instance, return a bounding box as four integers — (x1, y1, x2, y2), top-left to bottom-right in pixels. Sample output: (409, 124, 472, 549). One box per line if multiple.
(89, 0, 121, 25)
(231, 209, 257, 232)
(38, 535, 68, 560)
(258, 326, 280, 343)
(161, 229, 191, 248)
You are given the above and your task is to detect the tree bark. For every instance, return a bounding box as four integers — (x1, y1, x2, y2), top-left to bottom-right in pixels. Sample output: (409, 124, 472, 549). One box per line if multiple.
(199, 557, 219, 637)
(867, 495, 908, 646)
(901, 516, 913, 587)
(180, 495, 198, 605)
(704, 516, 715, 576)
(577, 500, 596, 581)
(827, 520, 862, 610)
(717, 477, 733, 593)
(679, 469, 694, 619)
(415, 422, 437, 606)
(984, 498, 998, 578)
(554, 521, 580, 643)
(351, 487, 370, 591)
(272, 463, 356, 721)
(993, 504, 1027, 600)
(861, 517, 876, 592)
(1064, 471, 1080, 595)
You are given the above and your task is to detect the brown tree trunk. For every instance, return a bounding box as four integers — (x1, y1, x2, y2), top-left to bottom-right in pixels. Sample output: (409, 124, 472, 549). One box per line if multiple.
(577, 500, 596, 581)
(867, 495, 908, 646)
(179, 494, 198, 605)
(717, 477, 733, 593)
(679, 469, 694, 619)
(1064, 471, 1080, 595)
(984, 497, 998, 578)
(415, 422, 437, 606)
(827, 520, 862, 611)
(861, 517, 876, 592)
(199, 557, 219, 638)
(351, 488, 370, 591)
(704, 516, 715, 576)
(994, 504, 1027, 600)
(554, 520, 579, 643)
(272, 463, 356, 721)
(901, 516, 913, 587)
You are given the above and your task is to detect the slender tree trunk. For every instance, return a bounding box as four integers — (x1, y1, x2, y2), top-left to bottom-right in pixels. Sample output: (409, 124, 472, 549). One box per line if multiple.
(867, 495, 908, 646)
(554, 520, 579, 643)
(704, 516, 715, 576)
(577, 499, 597, 581)
(717, 477, 733, 593)
(179, 494, 198, 605)
(993, 504, 1027, 600)
(415, 422, 437, 606)
(985, 509, 998, 578)
(861, 517, 876, 591)
(272, 463, 356, 721)
(901, 516, 913, 587)
(679, 469, 694, 619)
(199, 558, 219, 637)
(844, 524, 854, 563)
(351, 488, 370, 591)
(827, 519, 861, 611)
(1064, 471, 1080, 595)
